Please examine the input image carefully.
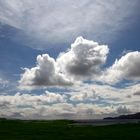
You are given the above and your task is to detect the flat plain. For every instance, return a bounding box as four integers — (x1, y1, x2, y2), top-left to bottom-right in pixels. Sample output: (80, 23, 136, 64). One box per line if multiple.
(0, 119, 140, 140)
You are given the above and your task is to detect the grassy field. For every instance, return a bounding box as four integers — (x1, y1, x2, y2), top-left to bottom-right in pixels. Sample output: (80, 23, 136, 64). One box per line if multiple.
(0, 119, 140, 140)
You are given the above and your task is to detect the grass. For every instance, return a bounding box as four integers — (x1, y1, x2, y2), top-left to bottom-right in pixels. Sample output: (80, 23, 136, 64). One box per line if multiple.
(0, 119, 140, 140)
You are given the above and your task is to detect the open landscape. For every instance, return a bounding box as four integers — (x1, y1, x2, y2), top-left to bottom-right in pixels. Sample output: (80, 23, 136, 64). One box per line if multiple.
(0, 119, 140, 140)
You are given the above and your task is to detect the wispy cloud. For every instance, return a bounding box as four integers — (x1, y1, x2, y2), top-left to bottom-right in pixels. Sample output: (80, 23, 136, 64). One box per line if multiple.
(0, 0, 139, 49)
(0, 78, 9, 89)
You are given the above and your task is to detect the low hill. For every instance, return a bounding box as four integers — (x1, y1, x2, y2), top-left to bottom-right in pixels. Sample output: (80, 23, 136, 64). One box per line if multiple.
(104, 112, 140, 120)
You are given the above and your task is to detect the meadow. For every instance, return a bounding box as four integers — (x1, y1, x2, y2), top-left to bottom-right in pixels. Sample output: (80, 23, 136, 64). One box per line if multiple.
(0, 119, 140, 140)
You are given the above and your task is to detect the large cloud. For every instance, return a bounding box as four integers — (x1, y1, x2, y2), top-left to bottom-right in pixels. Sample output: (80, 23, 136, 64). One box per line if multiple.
(19, 54, 72, 89)
(20, 37, 109, 88)
(57, 36, 109, 80)
(101, 51, 140, 84)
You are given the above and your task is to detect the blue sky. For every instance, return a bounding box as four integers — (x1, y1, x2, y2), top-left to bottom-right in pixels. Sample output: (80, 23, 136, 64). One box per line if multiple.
(0, 0, 140, 119)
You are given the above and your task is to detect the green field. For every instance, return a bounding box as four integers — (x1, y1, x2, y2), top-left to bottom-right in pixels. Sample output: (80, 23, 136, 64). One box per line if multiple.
(0, 119, 140, 140)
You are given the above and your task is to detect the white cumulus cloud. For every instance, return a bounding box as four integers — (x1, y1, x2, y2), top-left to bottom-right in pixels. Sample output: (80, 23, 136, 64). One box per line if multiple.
(19, 54, 73, 89)
(101, 51, 140, 84)
(19, 37, 109, 89)
(57, 36, 109, 80)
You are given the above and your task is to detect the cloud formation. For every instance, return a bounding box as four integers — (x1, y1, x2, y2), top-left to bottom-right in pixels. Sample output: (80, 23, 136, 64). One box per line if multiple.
(20, 37, 140, 88)
(0, 0, 139, 48)
(57, 36, 109, 80)
(101, 51, 140, 84)
(0, 91, 67, 108)
(1, 80, 140, 119)
(20, 54, 72, 89)
(19, 37, 109, 88)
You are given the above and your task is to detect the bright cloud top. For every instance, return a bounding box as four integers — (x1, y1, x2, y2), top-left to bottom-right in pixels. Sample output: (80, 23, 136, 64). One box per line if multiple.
(57, 37, 109, 80)
(0, 0, 139, 48)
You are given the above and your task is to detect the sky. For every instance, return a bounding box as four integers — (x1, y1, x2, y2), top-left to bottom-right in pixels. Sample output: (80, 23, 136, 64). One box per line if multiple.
(0, 0, 140, 120)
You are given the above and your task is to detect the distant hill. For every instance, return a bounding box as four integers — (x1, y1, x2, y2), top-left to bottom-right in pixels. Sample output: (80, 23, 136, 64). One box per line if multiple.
(104, 112, 140, 120)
